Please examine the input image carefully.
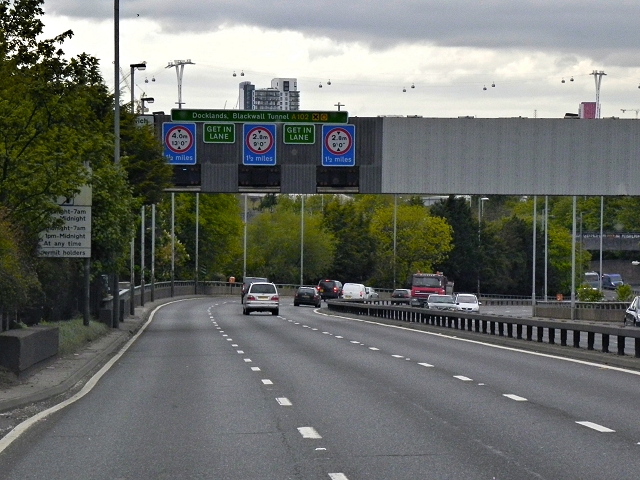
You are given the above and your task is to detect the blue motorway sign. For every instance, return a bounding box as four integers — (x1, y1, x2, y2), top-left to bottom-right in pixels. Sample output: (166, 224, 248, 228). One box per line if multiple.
(322, 124, 355, 166)
(163, 123, 196, 164)
(243, 124, 277, 165)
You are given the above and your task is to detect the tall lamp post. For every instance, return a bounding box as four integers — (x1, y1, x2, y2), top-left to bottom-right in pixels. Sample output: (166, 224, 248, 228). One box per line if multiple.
(141, 96, 154, 113)
(129, 62, 146, 315)
(477, 197, 489, 295)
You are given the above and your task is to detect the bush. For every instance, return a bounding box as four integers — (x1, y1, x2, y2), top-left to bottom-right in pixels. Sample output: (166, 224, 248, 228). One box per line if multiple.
(577, 284, 605, 302)
(42, 318, 110, 356)
(615, 284, 633, 302)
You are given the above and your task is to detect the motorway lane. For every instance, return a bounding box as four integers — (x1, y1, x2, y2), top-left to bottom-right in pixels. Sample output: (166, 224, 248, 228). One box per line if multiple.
(2, 297, 640, 479)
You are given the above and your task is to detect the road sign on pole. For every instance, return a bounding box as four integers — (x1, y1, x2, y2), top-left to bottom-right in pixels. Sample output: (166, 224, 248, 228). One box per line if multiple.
(243, 124, 277, 165)
(322, 124, 355, 166)
(163, 122, 196, 164)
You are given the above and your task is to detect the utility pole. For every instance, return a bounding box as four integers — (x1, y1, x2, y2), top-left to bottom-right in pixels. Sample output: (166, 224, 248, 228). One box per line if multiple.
(166, 59, 195, 108)
(590, 70, 606, 119)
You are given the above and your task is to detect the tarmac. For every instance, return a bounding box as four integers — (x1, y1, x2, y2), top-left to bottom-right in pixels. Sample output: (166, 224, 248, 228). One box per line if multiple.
(0, 299, 161, 413)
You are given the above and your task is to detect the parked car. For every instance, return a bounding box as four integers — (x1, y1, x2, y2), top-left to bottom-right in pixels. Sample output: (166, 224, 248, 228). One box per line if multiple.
(242, 282, 279, 315)
(364, 286, 379, 300)
(602, 273, 624, 290)
(426, 294, 459, 311)
(341, 282, 366, 301)
(455, 293, 480, 312)
(625, 295, 640, 326)
(316, 279, 343, 300)
(391, 288, 411, 299)
(241, 276, 268, 300)
(294, 286, 321, 308)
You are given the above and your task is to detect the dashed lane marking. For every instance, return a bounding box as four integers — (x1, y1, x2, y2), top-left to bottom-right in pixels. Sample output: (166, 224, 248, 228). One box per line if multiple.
(576, 421, 615, 433)
(454, 375, 473, 381)
(298, 427, 322, 439)
(277, 397, 292, 406)
(503, 394, 528, 402)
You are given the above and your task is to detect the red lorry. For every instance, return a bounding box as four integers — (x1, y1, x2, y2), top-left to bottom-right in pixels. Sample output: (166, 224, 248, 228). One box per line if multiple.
(410, 272, 454, 307)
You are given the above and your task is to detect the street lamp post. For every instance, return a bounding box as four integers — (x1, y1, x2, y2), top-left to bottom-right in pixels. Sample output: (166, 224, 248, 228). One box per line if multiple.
(141, 96, 154, 113)
(129, 62, 146, 315)
(477, 197, 489, 295)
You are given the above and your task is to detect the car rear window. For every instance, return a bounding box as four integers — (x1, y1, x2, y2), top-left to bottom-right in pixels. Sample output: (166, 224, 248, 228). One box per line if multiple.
(250, 284, 276, 294)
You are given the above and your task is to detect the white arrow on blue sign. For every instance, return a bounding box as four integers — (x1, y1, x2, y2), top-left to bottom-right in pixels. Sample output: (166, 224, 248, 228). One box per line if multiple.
(163, 122, 196, 165)
(322, 124, 355, 166)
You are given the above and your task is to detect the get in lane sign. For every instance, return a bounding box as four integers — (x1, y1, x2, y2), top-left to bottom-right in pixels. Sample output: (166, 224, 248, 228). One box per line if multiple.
(322, 124, 355, 166)
(243, 124, 276, 165)
(163, 122, 196, 164)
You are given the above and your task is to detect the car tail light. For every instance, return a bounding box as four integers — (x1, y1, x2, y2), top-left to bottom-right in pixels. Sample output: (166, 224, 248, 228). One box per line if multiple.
(247, 295, 256, 300)
(271, 295, 279, 301)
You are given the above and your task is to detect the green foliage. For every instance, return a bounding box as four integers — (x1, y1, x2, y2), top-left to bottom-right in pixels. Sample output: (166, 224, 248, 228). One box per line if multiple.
(615, 284, 633, 302)
(42, 317, 109, 356)
(247, 203, 335, 284)
(577, 284, 605, 302)
(174, 193, 243, 280)
(369, 202, 453, 288)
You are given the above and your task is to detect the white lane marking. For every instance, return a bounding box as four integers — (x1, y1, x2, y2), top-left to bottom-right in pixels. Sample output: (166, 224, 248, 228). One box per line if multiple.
(0, 298, 194, 454)
(313, 311, 640, 377)
(298, 427, 322, 439)
(369, 347, 380, 351)
(237, 350, 244, 354)
(222, 334, 228, 337)
(226, 339, 233, 341)
(576, 421, 615, 433)
(503, 394, 528, 402)
(312, 328, 319, 331)
(244, 358, 252, 363)
(276, 397, 292, 406)
(418, 363, 434, 368)
(232, 344, 238, 347)
(350, 341, 361, 344)
(261, 379, 273, 385)
(454, 375, 473, 381)
(392, 354, 404, 358)
(329, 474, 349, 480)
(335, 336, 343, 339)
(323, 332, 331, 335)
(251, 367, 261, 371)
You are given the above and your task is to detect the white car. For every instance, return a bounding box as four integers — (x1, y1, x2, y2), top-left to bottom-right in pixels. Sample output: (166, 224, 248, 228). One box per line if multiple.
(455, 293, 480, 312)
(242, 282, 279, 315)
(341, 283, 366, 301)
(364, 286, 379, 300)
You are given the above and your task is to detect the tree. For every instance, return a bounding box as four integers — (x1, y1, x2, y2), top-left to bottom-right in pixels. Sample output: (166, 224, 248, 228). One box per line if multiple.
(369, 203, 453, 288)
(430, 196, 480, 292)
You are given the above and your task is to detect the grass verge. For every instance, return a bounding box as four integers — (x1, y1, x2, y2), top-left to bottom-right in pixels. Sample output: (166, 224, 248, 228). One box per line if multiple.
(41, 318, 110, 356)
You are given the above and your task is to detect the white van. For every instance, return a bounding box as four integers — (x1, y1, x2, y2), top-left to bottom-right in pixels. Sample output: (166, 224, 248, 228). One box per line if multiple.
(364, 286, 379, 300)
(342, 283, 366, 301)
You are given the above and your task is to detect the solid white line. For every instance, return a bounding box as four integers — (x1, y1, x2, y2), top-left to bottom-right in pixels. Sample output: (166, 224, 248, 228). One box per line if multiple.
(576, 421, 615, 433)
(503, 394, 528, 402)
(454, 375, 473, 381)
(329, 474, 349, 480)
(0, 298, 192, 454)
(313, 310, 640, 376)
(276, 397, 292, 406)
(298, 427, 322, 439)
(418, 362, 434, 367)
(251, 367, 261, 371)
(261, 379, 273, 385)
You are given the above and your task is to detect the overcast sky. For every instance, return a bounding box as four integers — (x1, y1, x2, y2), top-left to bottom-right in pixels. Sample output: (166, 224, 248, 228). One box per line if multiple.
(41, 0, 640, 118)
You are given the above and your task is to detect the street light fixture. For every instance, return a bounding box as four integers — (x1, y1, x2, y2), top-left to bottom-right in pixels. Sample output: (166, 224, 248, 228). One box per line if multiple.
(129, 62, 146, 114)
(141, 96, 154, 113)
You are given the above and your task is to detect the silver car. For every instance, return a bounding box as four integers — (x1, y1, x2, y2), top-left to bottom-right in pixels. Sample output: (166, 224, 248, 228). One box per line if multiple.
(426, 294, 459, 311)
(242, 282, 279, 315)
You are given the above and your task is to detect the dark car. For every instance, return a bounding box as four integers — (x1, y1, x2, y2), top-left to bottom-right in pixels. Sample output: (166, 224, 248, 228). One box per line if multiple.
(391, 288, 411, 299)
(241, 276, 268, 299)
(294, 286, 322, 307)
(316, 279, 343, 300)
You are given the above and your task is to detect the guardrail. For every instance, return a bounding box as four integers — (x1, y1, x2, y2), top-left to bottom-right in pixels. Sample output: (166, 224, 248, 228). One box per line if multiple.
(325, 300, 640, 359)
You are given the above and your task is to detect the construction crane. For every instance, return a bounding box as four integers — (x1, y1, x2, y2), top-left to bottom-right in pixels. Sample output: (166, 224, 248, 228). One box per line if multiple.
(621, 108, 640, 119)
